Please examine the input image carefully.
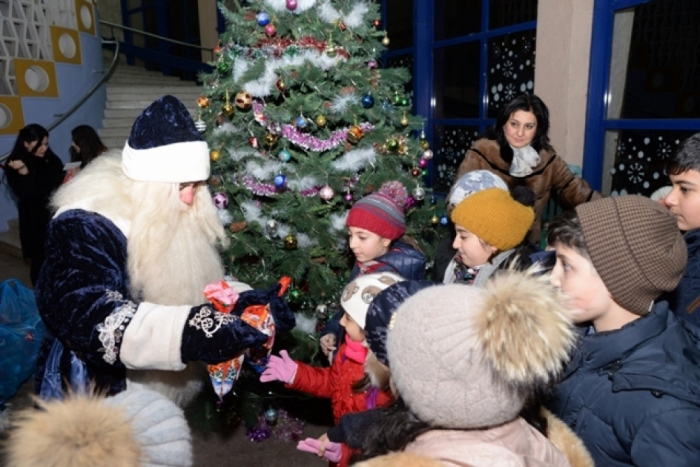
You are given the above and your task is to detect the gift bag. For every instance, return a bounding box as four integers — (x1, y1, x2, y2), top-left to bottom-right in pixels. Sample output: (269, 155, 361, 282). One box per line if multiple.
(0, 279, 45, 405)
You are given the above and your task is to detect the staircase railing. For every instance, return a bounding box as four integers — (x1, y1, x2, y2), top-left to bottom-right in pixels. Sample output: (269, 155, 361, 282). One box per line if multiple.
(99, 20, 214, 80)
(0, 38, 120, 163)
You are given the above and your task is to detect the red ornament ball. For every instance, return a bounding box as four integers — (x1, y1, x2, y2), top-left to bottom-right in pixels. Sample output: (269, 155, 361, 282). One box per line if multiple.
(234, 91, 252, 110)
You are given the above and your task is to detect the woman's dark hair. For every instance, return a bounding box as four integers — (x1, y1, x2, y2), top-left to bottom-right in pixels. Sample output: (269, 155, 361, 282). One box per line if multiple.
(70, 125, 107, 167)
(483, 93, 553, 163)
(349, 398, 431, 464)
(8, 124, 48, 162)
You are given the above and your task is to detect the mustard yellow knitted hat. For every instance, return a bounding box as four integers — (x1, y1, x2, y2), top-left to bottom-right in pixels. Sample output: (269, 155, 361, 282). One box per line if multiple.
(451, 187, 535, 251)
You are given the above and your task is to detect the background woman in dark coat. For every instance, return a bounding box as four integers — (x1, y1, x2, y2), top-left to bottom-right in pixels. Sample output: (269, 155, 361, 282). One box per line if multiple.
(4, 124, 64, 285)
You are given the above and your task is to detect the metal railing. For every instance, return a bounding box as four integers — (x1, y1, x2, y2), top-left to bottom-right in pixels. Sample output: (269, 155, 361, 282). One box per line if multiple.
(0, 38, 120, 163)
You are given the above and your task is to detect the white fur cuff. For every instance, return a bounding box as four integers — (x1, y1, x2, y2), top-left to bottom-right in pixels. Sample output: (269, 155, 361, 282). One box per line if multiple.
(120, 302, 190, 371)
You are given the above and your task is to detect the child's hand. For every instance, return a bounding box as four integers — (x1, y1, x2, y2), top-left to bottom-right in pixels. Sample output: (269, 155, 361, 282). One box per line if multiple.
(259, 350, 297, 384)
(319, 333, 336, 360)
(296, 435, 342, 463)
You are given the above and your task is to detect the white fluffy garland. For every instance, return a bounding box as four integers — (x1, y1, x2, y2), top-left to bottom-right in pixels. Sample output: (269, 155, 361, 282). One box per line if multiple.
(330, 93, 358, 115)
(331, 147, 376, 172)
(245, 160, 289, 180)
(317, 1, 369, 28)
(287, 175, 320, 191)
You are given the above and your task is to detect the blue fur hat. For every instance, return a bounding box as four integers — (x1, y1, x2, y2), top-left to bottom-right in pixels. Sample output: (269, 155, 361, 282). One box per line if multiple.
(364, 280, 440, 365)
(122, 95, 210, 183)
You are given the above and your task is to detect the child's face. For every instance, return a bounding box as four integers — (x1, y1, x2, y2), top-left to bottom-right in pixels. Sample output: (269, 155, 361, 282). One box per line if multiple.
(549, 243, 617, 329)
(348, 227, 391, 263)
(340, 312, 365, 342)
(666, 170, 700, 231)
(452, 225, 497, 268)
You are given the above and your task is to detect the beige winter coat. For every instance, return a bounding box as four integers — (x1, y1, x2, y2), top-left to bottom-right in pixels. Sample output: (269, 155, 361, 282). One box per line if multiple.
(403, 417, 572, 467)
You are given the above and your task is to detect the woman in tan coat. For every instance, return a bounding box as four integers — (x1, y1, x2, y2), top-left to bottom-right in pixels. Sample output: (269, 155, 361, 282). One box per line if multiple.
(455, 94, 600, 244)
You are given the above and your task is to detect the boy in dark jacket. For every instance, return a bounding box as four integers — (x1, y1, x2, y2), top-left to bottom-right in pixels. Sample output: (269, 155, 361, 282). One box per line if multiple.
(663, 132, 700, 326)
(546, 195, 700, 467)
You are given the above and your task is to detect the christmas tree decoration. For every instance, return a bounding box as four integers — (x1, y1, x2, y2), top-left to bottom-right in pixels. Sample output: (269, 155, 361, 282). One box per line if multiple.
(274, 173, 287, 190)
(217, 61, 230, 75)
(440, 215, 449, 226)
(430, 195, 437, 205)
(264, 132, 278, 147)
(276, 78, 286, 93)
(235, 91, 253, 110)
(229, 220, 248, 233)
(412, 186, 426, 201)
(373, 19, 381, 28)
(315, 303, 328, 318)
(286, 0, 298, 10)
(197, 95, 211, 108)
(367, 59, 378, 69)
(264, 407, 279, 424)
(266, 219, 278, 234)
(212, 44, 222, 55)
(422, 149, 434, 160)
(347, 124, 365, 144)
(411, 167, 421, 177)
(295, 114, 308, 129)
(222, 90, 234, 117)
(401, 97, 409, 107)
(420, 139, 430, 151)
(382, 33, 390, 46)
(431, 215, 440, 226)
(315, 114, 327, 127)
(248, 136, 259, 148)
(283, 233, 298, 250)
(393, 92, 402, 105)
(387, 138, 399, 152)
(338, 21, 347, 32)
(194, 114, 207, 133)
(418, 158, 428, 168)
(213, 192, 229, 209)
(400, 112, 409, 126)
(319, 185, 335, 201)
(265, 24, 277, 36)
(278, 148, 291, 162)
(256, 11, 270, 26)
(361, 93, 375, 109)
(421, 169, 428, 177)
(210, 149, 222, 162)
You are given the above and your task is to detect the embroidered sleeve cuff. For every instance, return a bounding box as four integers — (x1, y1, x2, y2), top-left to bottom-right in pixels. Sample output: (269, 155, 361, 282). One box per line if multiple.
(120, 302, 190, 371)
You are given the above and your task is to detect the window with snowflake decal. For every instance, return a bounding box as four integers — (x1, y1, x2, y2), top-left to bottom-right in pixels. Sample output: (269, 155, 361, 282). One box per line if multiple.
(487, 30, 537, 117)
(432, 125, 480, 192)
(607, 130, 697, 196)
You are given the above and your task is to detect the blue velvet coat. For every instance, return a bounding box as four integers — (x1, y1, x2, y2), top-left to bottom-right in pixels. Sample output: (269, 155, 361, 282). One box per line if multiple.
(546, 302, 700, 467)
(34, 209, 292, 398)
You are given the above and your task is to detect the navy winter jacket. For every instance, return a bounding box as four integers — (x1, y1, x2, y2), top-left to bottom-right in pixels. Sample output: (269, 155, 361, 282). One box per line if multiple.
(666, 228, 700, 327)
(546, 302, 700, 467)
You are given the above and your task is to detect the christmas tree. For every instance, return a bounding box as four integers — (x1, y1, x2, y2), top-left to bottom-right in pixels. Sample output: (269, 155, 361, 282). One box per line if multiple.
(196, 0, 441, 362)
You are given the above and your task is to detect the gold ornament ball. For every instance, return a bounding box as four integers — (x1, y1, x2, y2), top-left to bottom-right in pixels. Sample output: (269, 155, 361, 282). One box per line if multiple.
(197, 96, 210, 108)
(210, 149, 222, 162)
(284, 233, 298, 250)
(382, 35, 390, 46)
(400, 115, 409, 126)
(222, 102, 235, 117)
(430, 215, 440, 226)
(420, 139, 430, 151)
(387, 138, 399, 152)
(316, 115, 327, 127)
(326, 44, 338, 58)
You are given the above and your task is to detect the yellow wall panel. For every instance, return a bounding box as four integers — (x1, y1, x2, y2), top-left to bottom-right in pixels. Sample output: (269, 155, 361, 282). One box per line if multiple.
(51, 27, 83, 65)
(0, 96, 25, 135)
(14, 59, 59, 98)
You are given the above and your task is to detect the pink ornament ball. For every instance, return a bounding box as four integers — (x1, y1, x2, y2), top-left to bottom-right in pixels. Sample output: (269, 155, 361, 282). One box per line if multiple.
(419, 158, 428, 168)
(213, 192, 229, 209)
(265, 24, 276, 36)
(344, 193, 353, 202)
(286, 0, 298, 10)
(367, 60, 378, 69)
(320, 185, 335, 201)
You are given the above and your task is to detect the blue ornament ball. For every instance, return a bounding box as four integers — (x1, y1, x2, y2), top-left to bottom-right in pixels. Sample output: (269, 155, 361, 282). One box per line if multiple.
(430, 196, 437, 205)
(274, 174, 287, 189)
(265, 407, 278, 424)
(440, 215, 449, 226)
(361, 94, 375, 109)
(256, 12, 270, 26)
(295, 115, 308, 129)
(278, 149, 291, 162)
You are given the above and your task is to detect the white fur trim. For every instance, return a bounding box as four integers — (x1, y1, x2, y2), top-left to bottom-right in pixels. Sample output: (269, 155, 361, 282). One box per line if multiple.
(121, 302, 190, 371)
(122, 141, 210, 183)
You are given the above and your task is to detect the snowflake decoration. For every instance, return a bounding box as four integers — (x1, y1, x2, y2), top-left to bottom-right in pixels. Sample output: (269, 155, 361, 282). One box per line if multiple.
(657, 142, 672, 159)
(628, 162, 646, 184)
(502, 61, 514, 78)
(504, 83, 517, 101)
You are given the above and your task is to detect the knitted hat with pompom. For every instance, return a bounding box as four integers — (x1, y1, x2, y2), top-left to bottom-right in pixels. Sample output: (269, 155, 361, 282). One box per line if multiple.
(347, 181, 408, 240)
